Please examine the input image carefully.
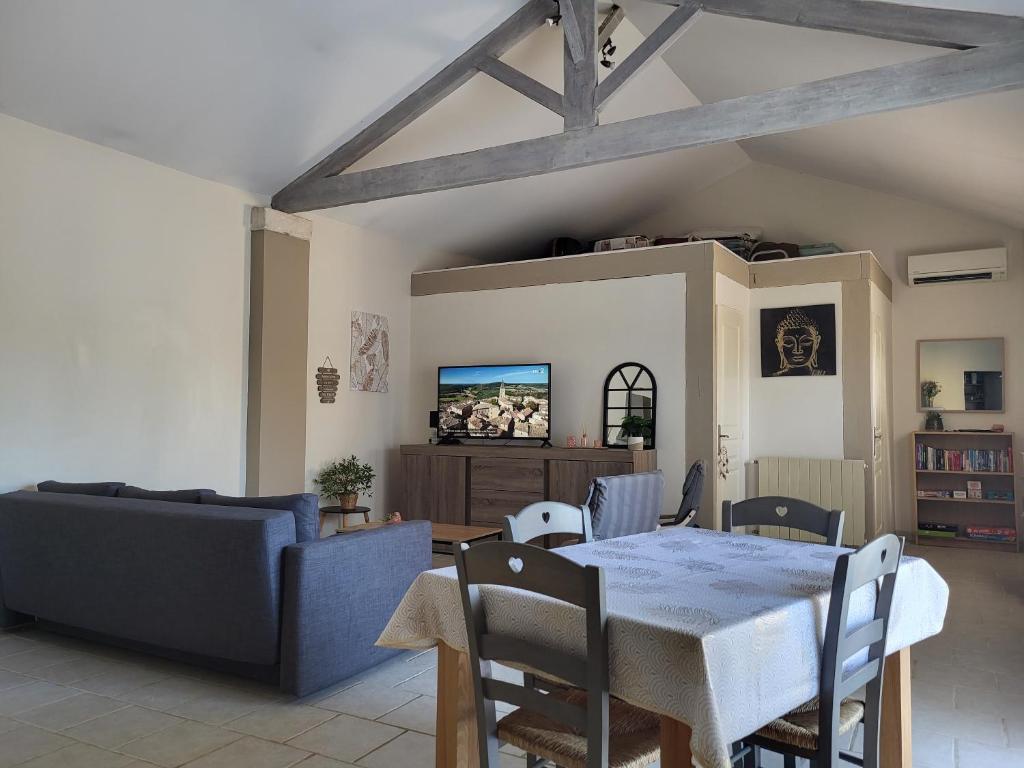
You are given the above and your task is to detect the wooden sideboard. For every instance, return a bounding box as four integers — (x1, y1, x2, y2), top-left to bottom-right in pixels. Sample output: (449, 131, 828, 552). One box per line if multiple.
(400, 444, 657, 527)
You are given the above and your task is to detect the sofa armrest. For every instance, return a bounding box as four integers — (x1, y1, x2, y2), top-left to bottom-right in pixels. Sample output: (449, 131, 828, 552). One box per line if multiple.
(280, 521, 431, 697)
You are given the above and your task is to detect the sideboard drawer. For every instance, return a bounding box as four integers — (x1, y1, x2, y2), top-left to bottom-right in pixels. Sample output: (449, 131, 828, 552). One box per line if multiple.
(470, 490, 544, 526)
(470, 458, 545, 494)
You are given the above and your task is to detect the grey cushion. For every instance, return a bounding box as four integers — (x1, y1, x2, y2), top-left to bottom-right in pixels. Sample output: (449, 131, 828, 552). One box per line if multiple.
(37, 481, 125, 497)
(0, 491, 295, 665)
(201, 493, 319, 542)
(117, 486, 215, 503)
(586, 471, 664, 540)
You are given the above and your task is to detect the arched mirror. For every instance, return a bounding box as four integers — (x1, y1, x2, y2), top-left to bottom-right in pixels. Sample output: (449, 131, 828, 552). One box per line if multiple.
(602, 363, 657, 449)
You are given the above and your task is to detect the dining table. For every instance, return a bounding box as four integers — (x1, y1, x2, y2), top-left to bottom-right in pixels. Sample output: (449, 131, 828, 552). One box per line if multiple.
(377, 526, 949, 768)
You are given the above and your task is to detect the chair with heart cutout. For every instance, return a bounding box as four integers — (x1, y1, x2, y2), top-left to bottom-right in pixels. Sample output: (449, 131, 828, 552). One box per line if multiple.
(503, 501, 593, 546)
(723, 496, 845, 546)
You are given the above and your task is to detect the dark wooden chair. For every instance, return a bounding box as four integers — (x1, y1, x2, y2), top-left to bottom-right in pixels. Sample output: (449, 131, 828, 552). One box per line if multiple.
(731, 533, 905, 768)
(660, 460, 705, 527)
(455, 541, 660, 768)
(503, 501, 593, 545)
(723, 496, 845, 547)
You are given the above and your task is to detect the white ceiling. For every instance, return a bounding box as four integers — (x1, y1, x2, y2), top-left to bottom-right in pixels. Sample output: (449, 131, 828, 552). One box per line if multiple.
(1, 0, 1021, 260)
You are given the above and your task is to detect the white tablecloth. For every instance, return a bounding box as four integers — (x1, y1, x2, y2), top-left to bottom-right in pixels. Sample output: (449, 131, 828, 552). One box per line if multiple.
(378, 527, 948, 768)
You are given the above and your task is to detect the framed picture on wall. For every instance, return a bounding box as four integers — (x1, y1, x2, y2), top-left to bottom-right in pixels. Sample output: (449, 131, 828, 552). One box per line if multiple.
(760, 304, 837, 377)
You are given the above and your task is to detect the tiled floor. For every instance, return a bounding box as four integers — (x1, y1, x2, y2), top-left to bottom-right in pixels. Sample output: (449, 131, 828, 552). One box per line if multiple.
(0, 544, 1019, 768)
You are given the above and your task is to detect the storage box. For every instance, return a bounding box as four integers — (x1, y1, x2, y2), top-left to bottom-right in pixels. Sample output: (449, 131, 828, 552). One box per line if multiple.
(953, 490, 968, 499)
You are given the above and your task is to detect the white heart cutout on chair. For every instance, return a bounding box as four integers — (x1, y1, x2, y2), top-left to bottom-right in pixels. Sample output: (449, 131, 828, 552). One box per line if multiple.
(508, 557, 524, 574)
(775, 506, 788, 518)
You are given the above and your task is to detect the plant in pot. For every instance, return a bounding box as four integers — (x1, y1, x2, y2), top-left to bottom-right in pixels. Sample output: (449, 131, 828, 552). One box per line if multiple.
(921, 380, 941, 408)
(924, 410, 944, 432)
(619, 414, 653, 452)
(314, 455, 375, 511)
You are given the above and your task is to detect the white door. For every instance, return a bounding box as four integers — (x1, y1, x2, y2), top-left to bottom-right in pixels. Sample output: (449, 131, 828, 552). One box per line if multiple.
(871, 313, 894, 535)
(715, 305, 746, 524)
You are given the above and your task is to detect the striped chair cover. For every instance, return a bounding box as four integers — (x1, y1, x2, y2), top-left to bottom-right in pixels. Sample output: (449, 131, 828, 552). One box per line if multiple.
(585, 470, 665, 541)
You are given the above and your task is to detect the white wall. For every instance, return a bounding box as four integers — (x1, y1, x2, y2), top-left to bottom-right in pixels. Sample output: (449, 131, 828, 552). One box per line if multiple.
(747, 282, 845, 461)
(304, 215, 475, 522)
(409, 274, 687, 515)
(0, 113, 259, 494)
(637, 161, 1024, 533)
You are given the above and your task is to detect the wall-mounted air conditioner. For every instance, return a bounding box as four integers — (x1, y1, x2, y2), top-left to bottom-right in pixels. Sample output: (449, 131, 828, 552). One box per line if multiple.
(908, 247, 1007, 286)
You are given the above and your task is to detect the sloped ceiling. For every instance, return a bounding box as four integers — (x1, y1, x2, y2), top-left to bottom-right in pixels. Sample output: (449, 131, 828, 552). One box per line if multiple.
(0, 1, 1020, 261)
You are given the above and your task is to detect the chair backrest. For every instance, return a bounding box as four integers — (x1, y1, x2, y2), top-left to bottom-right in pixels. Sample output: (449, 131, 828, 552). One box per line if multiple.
(586, 470, 664, 540)
(664, 460, 705, 527)
(455, 541, 609, 768)
(722, 496, 845, 546)
(503, 501, 593, 545)
(817, 533, 904, 768)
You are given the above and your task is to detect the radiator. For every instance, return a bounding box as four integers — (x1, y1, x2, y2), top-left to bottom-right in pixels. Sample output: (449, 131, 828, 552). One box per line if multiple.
(746, 457, 867, 546)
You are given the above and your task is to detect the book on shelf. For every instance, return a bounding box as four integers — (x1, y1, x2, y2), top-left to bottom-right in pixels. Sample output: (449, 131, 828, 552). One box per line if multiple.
(915, 443, 1014, 473)
(917, 529, 956, 539)
(918, 522, 958, 538)
(965, 525, 1017, 543)
(917, 490, 954, 499)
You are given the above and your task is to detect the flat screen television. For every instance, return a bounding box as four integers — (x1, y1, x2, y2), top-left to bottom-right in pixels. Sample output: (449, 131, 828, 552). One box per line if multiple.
(437, 364, 551, 441)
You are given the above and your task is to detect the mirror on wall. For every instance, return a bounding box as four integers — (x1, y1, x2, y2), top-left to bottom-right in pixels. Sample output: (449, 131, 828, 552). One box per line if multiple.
(917, 338, 1005, 413)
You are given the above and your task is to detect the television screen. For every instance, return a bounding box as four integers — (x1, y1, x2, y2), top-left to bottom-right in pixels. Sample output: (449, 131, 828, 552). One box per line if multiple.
(438, 364, 550, 440)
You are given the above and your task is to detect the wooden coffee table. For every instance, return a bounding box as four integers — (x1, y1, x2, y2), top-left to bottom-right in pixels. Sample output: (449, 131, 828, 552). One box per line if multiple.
(337, 521, 501, 553)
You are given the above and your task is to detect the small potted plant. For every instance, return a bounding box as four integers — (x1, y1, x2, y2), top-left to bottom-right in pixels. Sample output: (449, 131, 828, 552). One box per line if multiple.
(921, 380, 941, 408)
(925, 410, 944, 432)
(314, 455, 375, 511)
(619, 414, 653, 452)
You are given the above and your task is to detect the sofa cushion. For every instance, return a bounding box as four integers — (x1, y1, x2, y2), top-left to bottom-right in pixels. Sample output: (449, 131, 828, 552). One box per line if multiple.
(37, 481, 125, 497)
(117, 486, 215, 504)
(201, 493, 319, 542)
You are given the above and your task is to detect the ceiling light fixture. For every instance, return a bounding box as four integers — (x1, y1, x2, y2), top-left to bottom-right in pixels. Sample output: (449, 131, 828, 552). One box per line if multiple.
(600, 38, 617, 69)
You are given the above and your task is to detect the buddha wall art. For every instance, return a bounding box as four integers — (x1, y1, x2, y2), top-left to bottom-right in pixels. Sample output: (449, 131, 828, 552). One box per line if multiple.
(760, 304, 837, 377)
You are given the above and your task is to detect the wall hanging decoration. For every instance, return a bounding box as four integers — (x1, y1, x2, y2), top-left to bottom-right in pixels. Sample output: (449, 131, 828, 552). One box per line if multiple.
(602, 362, 657, 449)
(315, 356, 339, 403)
(760, 304, 837, 377)
(350, 311, 390, 392)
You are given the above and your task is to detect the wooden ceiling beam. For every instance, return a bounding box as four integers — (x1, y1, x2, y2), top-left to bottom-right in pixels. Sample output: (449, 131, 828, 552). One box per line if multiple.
(650, 0, 1024, 49)
(596, 0, 700, 109)
(598, 4, 625, 46)
(272, 40, 1024, 212)
(561, 0, 599, 130)
(476, 57, 565, 117)
(273, 0, 556, 206)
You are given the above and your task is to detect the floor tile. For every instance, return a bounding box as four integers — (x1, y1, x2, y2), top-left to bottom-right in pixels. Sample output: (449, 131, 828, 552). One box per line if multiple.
(180, 735, 309, 768)
(0, 634, 37, 658)
(168, 685, 273, 725)
(0, 680, 78, 715)
(0, 724, 74, 768)
(314, 683, 418, 720)
(16, 692, 127, 730)
(0, 646, 83, 673)
(0, 715, 21, 735)
(357, 730, 433, 768)
(0, 668, 33, 692)
(287, 714, 402, 764)
(377, 695, 436, 735)
(31, 657, 125, 686)
(395, 669, 437, 696)
(119, 676, 222, 712)
(956, 737, 1024, 768)
(120, 719, 241, 767)
(74, 663, 172, 698)
(226, 702, 335, 743)
(293, 756, 359, 768)
(16, 742, 136, 768)
(63, 705, 183, 749)
(913, 727, 955, 768)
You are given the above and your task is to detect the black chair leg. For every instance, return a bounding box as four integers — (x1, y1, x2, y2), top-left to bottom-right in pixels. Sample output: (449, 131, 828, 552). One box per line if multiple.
(743, 744, 760, 768)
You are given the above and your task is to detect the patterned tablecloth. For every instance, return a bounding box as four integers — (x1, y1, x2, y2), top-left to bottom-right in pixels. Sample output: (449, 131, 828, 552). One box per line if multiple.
(378, 527, 949, 768)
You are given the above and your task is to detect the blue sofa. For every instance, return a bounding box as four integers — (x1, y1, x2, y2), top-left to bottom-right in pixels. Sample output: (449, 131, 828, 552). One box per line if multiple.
(0, 491, 430, 696)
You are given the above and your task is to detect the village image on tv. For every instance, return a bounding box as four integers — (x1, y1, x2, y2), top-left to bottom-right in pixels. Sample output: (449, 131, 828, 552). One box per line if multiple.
(438, 364, 550, 439)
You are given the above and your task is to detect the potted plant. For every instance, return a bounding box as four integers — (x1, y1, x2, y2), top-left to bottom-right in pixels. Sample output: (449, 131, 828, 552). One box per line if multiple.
(314, 455, 375, 511)
(619, 414, 653, 452)
(924, 410, 944, 432)
(921, 380, 941, 408)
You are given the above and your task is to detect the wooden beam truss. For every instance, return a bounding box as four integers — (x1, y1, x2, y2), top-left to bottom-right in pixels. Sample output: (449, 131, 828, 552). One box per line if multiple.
(272, 0, 1024, 213)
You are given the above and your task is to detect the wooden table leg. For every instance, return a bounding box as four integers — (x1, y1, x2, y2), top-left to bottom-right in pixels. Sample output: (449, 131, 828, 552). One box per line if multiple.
(436, 642, 480, 768)
(880, 646, 912, 768)
(660, 716, 693, 768)
(363, 510, 370, 523)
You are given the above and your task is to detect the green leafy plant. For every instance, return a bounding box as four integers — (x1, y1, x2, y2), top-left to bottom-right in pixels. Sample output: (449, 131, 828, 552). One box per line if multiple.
(314, 455, 375, 501)
(925, 410, 944, 432)
(619, 414, 653, 439)
(921, 380, 941, 404)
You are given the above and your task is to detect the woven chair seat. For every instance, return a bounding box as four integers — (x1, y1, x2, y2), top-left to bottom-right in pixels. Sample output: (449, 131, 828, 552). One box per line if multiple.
(497, 689, 660, 768)
(755, 697, 865, 751)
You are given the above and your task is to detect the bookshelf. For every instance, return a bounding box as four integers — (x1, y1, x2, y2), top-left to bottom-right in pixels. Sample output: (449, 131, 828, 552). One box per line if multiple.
(913, 431, 1018, 552)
